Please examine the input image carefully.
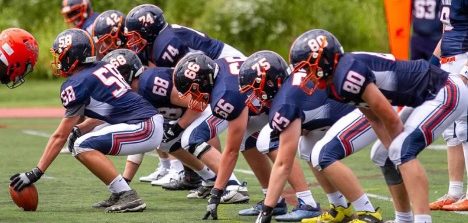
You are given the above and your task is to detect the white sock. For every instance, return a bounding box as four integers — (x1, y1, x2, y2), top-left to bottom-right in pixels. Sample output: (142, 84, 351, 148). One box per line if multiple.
(159, 157, 170, 169)
(448, 181, 464, 198)
(395, 211, 413, 223)
(296, 190, 318, 208)
(194, 166, 216, 181)
(327, 191, 348, 207)
(108, 175, 131, 194)
(170, 159, 184, 172)
(463, 142, 468, 195)
(414, 214, 431, 223)
(351, 194, 374, 212)
(262, 188, 268, 196)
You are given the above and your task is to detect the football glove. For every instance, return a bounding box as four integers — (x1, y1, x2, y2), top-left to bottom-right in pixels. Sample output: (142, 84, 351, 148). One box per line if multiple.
(67, 126, 82, 152)
(255, 205, 274, 223)
(203, 188, 223, 220)
(162, 122, 184, 143)
(10, 167, 43, 191)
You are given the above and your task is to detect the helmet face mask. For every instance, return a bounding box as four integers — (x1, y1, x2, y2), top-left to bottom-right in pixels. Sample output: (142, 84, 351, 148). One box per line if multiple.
(173, 53, 217, 112)
(61, 0, 90, 28)
(124, 4, 166, 53)
(239, 51, 289, 114)
(50, 29, 96, 77)
(124, 29, 148, 54)
(93, 10, 126, 57)
(289, 29, 343, 95)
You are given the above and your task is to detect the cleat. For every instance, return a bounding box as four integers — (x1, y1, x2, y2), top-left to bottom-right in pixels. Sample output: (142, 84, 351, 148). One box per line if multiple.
(348, 208, 383, 223)
(162, 169, 201, 190)
(92, 193, 120, 208)
(187, 184, 213, 199)
(442, 196, 468, 211)
(239, 199, 288, 216)
(151, 169, 182, 186)
(301, 203, 353, 223)
(429, 194, 459, 210)
(275, 202, 322, 222)
(139, 166, 169, 182)
(105, 190, 146, 213)
(220, 181, 249, 204)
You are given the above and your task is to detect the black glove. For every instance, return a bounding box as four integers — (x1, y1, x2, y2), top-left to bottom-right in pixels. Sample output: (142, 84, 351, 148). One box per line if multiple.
(67, 126, 82, 152)
(10, 167, 43, 191)
(255, 205, 274, 223)
(203, 188, 223, 220)
(162, 122, 184, 143)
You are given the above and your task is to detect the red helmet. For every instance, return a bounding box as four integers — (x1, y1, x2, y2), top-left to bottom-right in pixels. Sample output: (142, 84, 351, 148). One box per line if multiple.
(61, 0, 92, 28)
(0, 28, 39, 88)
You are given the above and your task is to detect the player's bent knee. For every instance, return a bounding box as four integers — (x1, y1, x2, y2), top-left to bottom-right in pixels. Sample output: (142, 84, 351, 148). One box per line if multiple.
(188, 142, 211, 159)
(72, 146, 95, 157)
(380, 165, 403, 185)
(127, 153, 144, 165)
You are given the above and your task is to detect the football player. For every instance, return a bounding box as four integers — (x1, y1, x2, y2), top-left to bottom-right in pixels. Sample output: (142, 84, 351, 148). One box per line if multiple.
(124, 4, 245, 67)
(92, 10, 127, 59)
(173, 52, 321, 221)
(9, 29, 164, 213)
(410, 0, 442, 60)
(288, 29, 468, 223)
(428, 0, 468, 212)
(101, 49, 246, 202)
(61, 0, 99, 34)
(0, 28, 38, 88)
(249, 55, 383, 223)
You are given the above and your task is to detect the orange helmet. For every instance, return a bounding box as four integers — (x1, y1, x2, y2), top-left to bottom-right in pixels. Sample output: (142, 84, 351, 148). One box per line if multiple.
(0, 28, 39, 88)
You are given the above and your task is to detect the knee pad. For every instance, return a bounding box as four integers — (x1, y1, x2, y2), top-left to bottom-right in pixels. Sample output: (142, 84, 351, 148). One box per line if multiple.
(127, 153, 144, 165)
(380, 165, 402, 185)
(312, 138, 345, 170)
(188, 142, 211, 159)
(370, 141, 388, 167)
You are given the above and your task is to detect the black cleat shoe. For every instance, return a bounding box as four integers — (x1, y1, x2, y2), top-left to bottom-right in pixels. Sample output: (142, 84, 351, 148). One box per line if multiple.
(105, 190, 146, 213)
(92, 193, 120, 208)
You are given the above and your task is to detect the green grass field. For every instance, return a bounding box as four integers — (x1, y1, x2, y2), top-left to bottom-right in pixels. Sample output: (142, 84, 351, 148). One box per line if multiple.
(0, 117, 466, 223)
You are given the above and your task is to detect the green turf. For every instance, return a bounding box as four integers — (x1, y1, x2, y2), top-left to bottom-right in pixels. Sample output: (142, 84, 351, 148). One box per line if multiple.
(0, 80, 62, 107)
(0, 118, 466, 222)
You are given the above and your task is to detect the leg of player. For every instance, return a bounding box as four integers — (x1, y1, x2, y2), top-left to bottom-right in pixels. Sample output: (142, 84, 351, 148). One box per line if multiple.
(439, 115, 468, 211)
(139, 150, 172, 183)
(274, 156, 321, 222)
(371, 107, 413, 223)
(389, 76, 468, 223)
(122, 154, 144, 183)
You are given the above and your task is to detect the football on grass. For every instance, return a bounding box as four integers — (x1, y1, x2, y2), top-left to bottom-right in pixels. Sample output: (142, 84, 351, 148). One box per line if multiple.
(9, 184, 38, 211)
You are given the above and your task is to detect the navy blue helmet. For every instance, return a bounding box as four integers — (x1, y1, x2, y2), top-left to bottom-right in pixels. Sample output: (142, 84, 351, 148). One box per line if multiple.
(61, 0, 93, 28)
(124, 4, 166, 53)
(92, 10, 126, 57)
(173, 53, 218, 111)
(101, 49, 144, 84)
(289, 29, 344, 95)
(51, 28, 96, 77)
(239, 50, 289, 114)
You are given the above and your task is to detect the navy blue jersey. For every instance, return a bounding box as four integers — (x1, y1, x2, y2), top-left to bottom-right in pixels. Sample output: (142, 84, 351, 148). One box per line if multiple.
(412, 0, 442, 40)
(210, 57, 247, 121)
(60, 61, 157, 124)
(138, 67, 185, 120)
(330, 52, 449, 107)
(269, 72, 355, 133)
(82, 13, 99, 34)
(150, 24, 224, 67)
(440, 0, 468, 56)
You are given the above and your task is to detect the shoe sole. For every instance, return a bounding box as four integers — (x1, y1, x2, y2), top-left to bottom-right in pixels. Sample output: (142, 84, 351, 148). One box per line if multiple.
(221, 197, 250, 204)
(106, 203, 147, 213)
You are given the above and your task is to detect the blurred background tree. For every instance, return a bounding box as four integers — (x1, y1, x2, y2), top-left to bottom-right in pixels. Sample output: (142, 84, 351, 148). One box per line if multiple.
(0, 0, 387, 80)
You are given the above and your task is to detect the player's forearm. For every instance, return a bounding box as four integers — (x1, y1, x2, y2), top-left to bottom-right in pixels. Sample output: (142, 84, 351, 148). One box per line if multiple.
(177, 109, 201, 129)
(213, 145, 240, 190)
(75, 118, 104, 134)
(36, 132, 68, 172)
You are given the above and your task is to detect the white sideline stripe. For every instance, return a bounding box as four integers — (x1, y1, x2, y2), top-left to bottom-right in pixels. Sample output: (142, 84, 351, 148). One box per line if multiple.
(23, 130, 51, 138)
(427, 145, 447, 150)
